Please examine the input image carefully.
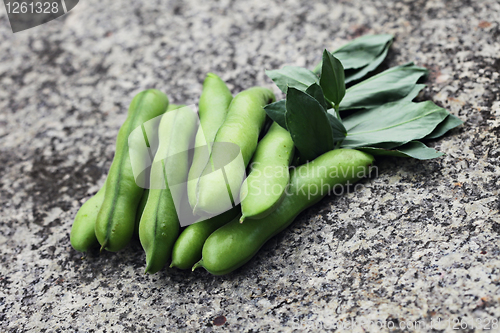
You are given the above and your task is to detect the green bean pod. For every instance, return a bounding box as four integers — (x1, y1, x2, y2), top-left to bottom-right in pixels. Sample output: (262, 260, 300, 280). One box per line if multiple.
(168, 104, 186, 111)
(139, 107, 198, 274)
(170, 206, 240, 270)
(193, 87, 275, 216)
(73, 104, 181, 247)
(133, 105, 184, 236)
(70, 186, 105, 252)
(134, 189, 149, 236)
(95, 89, 169, 252)
(193, 149, 375, 275)
(240, 122, 294, 222)
(187, 73, 233, 210)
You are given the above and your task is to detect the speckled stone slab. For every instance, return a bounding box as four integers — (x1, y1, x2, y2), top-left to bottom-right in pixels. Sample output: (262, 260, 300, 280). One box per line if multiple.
(1, 0, 500, 332)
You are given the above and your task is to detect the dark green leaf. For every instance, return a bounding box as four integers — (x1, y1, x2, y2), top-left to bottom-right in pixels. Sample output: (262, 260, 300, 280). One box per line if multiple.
(264, 100, 287, 129)
(356, 146, 409, 157)
(313, 34, 394, 76)
(319, 50, 345, 107)
(425, 114, 463, 139)
(340, 63, 428, 110)
(358, 141, 444, 160)
(334, 34, 393, 70)
(344, 40, 392, 84)
(300, 85, 346, 142)
(265, 66, 318, 93)
(341, 100, 449, 148)
(363, 141, 405, 150)
(326, 113, 347, 140)
(285, 87, 338, 161)
(305, 83, 328, 110)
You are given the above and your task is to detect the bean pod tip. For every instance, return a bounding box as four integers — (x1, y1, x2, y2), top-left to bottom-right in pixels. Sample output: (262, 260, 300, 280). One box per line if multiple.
(99, 241, 108, 252)
(192, 260, 204, 272)
(144, 260, 161, 274)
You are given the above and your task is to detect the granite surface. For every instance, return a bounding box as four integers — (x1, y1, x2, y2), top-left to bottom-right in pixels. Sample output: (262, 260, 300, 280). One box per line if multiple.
(1, 0, 500, 331)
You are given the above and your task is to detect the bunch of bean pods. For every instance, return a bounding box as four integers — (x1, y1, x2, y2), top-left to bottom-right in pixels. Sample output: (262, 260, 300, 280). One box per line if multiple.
(70, 74, 373, 275)
(71, 35, 461, 275)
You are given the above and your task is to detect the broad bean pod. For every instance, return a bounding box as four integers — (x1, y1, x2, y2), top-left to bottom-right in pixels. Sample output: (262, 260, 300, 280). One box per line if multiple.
(95, 89, 169, 252)
(194, 149, 375, 275)
(240, 122, 294, 222)
(139, 106, 198, 273)
(194, 87, 275, 216)
(187, 73, 233, 210)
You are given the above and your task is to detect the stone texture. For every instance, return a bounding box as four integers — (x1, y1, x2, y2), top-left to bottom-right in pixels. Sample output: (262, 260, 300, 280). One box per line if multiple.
(1, 0, 500, 332)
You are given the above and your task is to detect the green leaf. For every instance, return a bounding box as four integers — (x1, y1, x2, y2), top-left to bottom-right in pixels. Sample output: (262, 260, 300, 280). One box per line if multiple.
(340, 63, 428, 110)
(401, 84, 426, 102)
(326, 113, 347, 140)
(358, 141, 444, 160)
(264, 99, 287, 129)
(344, 40, 392, 84)
(356, 146, 409, 157)
(305, 83, 328, 110)
(301, 84, 347, 141)
(425, 114, 463, 139)
(334, 34, 393, 70)
(319, 50, 345, 106)
(363, 141, 404, 150)
(313, 34, 394, 76)
(341, 100, 449, 148)
(265, 66, 318, 93)
(285, 87, 341, 161)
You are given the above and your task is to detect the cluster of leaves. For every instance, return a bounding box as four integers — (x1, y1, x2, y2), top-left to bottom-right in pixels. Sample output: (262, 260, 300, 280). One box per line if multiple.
(264, 34, 462, 161)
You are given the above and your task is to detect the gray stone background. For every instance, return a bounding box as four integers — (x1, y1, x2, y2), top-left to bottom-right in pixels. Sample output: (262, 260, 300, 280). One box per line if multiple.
(1, 0, 499, 331)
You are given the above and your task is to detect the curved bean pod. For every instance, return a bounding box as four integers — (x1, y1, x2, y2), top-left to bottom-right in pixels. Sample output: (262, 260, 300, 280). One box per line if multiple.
(95, 89, 169, 252)
(193, 149, 375, 275)
(133, 104, 185, 236)
(139, 107, 198, 273)
(193, 87, 275, 216)
(70, 186, 105, 252)
(170, 206, 240, 270)
(187, 73, 233, 209)
(240, 122, 294, 222)
(73, 103, 182, 247)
